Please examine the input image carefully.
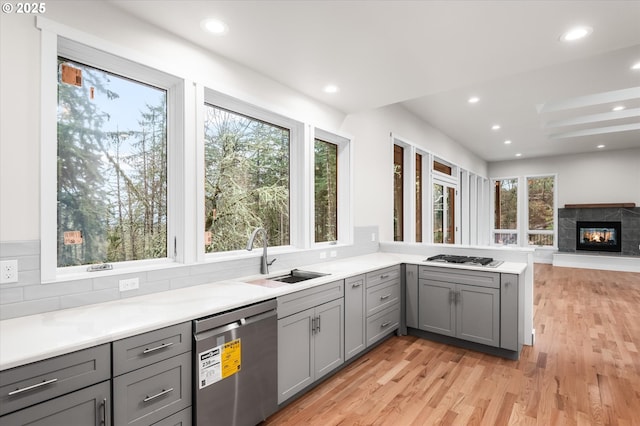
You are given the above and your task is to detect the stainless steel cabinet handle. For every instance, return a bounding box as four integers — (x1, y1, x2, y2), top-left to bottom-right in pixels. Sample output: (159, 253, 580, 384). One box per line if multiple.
(8, 378, 58, 396)
(380, 274, 389, 279)
(380, 294, 391, 300)
(311, 317, 316, 334)
(143, 342, 174, 354)
(100, 398, 107, 425)
(317, 315, 321, 333)
(381, 321, 391, 328)
(143, 387, 174, 403)
(352, 282, 362, 288)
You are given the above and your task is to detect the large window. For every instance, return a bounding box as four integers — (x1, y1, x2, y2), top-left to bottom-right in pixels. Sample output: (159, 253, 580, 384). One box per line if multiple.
(527, 175, 555, 246)
(493, 178, 518, 245)
(415, 153, 423, 242)
(57, 58, 168, 267)
(314, 139, 338, 243)
(203, 104, 290, 252)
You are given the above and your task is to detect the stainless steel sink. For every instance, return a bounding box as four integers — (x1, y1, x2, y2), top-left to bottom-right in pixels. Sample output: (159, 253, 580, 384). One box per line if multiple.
(271, 269, 329, 284)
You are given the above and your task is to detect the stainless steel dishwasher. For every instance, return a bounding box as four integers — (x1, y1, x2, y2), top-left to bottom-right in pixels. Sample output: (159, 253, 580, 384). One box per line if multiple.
(193, 299, 278, 426)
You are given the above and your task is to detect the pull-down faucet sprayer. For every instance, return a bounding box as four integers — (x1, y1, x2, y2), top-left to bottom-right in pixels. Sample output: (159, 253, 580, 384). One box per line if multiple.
(246, 227, 276, 274)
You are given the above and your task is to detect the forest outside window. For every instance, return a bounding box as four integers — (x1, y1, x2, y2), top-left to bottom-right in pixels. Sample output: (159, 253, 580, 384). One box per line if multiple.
(314, 139, 338, 243)
(493, 178, 518, 245)
(56, 58, 168, 267)
(203, 100, 293, 253)
(527, 175, 556, 247)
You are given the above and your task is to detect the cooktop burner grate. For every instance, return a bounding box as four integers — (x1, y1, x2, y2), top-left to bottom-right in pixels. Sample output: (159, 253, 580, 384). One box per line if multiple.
(425, 254, 495, 266)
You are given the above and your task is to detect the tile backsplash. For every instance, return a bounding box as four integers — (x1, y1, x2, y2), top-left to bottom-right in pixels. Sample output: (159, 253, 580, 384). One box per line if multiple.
(0, 227, 379, 320)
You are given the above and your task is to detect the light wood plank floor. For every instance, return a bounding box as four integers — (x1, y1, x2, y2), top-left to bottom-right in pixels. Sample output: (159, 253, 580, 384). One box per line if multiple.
(264, 264, 640, 425)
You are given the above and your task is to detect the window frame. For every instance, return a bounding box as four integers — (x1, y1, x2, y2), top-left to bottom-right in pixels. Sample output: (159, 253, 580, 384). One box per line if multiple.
(312, 128, 352, 246)
(39, 19, 186, 281)
(490, 176, 520, 246)
(525, 174, 557, 248)
(200, 88, 305, 258)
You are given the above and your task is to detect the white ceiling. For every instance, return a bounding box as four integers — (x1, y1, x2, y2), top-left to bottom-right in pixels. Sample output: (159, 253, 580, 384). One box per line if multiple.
(110, 0, 640, 162)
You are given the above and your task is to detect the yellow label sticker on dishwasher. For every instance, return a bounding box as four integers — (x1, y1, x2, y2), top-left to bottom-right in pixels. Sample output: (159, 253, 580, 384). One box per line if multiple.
(221, 339, 241, 378)
(198, 338, 241, 389)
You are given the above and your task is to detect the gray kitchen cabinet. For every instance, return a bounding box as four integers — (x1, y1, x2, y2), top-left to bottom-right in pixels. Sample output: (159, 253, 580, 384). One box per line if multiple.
(0, 344, 111, 425)
(0, 381, 110, 426)
(344, 274, 366, 361)
(405, 264, 419, 329)
(365, 266, 401, 347)
(112, 322, 192, 426)
(500, 273, 522, 352)
(277, 281, 344, 404)
(418, 266, 500, 348)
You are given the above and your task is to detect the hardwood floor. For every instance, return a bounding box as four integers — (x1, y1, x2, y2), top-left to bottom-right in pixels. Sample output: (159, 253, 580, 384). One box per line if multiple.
(264, 264, 640, 425)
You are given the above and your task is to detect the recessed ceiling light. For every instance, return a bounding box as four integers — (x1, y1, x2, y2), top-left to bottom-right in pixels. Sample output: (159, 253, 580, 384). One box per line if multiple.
(323, 84, 339, 94)
(560, 26, 593, 42)
(612, 105, 625, 111)
(201, 18, 228, 35)
(631, 62, 640, 70)
(515, 153, 522, 157)
(468, 96, 480, 104)
(492, 124, 501, 130)
(597, 144, 606, 149)
(504, 140, 512, 145)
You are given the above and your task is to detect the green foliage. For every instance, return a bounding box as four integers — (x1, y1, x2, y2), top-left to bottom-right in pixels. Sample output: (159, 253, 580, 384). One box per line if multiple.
(314, 140, 337, 242)
(204, 106, 289, 252)
(57, 59, 167, 267)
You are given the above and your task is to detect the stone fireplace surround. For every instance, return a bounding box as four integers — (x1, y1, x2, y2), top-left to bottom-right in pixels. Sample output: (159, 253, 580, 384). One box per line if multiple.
(558, 205, 640, 256)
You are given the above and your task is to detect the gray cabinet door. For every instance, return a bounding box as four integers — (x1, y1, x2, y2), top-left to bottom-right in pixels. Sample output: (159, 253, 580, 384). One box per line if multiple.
(418, 280, 456, 337)
(1, 381, 110, 426)
(500, 273, 519, 351)
(456, 284, 500, 347)
(405, 264, 418, 329)
(344, 274, 366, 361)
(314, 298, 344, 380)
(277, 308, 314, 403)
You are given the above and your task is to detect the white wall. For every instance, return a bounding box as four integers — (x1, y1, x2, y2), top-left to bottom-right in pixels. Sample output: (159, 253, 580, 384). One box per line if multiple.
(488, 148, 640, 207)
(342, 104, 488, 241)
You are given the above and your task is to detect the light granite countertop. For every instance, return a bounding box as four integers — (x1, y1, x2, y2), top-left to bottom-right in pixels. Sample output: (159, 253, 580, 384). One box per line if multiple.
(0, 252, 526, 371)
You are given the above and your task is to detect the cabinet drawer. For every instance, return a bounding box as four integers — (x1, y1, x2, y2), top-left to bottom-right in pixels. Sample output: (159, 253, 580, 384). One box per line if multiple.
(0, 380, 110, 425)
(366, 266, 400, 288)
(419, 266, 499, 289)
(113, 352, 192, 426)
(366, 304, 400, 347)
(277, 280, 344, 319)
(151, 407, 192, 426)
(366, 279, 400, 317)
(113, 322, 191, 376)
(0, 344, 110, 416)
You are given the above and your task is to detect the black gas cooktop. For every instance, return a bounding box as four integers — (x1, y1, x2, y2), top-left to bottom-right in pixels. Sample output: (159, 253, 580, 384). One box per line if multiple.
(424, 254, 502, 267)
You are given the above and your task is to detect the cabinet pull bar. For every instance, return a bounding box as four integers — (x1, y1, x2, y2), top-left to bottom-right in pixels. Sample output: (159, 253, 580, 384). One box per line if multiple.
(381, 321, 391, 328)
(142, 342, 174, 354)
(8, 378, 58, 396)
(311, 317, 316, 334)
(380, 294, 390, 300)
(352, 282, 361, 287)
(143, 387, 174, 403)
(380, 274, 389, 279)
(317, 315, 321, 333)
(100, 398, 107, 425)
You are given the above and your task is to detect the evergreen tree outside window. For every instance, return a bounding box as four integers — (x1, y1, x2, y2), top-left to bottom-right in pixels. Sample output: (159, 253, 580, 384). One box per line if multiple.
(57, 58, 167, 267)
(492, 178, 518, 245)
(203, 104, 290, 252)
(527, 176, 555, 246)
(314, 139, 338, 243)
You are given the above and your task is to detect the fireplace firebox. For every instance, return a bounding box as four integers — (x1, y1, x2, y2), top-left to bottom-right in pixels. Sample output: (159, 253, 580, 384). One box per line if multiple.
(576, 221, 621, 252)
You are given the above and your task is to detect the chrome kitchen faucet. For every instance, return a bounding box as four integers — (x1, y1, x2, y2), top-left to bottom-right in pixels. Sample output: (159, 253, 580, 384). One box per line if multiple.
(246, 227, 276, 274)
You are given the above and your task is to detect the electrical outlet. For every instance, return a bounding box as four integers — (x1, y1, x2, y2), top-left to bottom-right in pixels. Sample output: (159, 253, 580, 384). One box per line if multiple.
(0, 260, 18, 284)
(330, 250, 337, 258)
(319, 251, 327, 259)
(119, 278, 139, 292)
